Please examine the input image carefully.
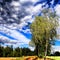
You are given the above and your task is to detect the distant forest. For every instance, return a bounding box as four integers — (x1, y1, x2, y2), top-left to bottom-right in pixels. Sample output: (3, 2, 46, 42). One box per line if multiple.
(0, 45, 60, 57)
(0, 45, 36, 57)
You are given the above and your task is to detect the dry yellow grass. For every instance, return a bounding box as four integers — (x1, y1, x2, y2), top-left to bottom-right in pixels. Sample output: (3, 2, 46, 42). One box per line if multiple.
(0, 57, 16, 60)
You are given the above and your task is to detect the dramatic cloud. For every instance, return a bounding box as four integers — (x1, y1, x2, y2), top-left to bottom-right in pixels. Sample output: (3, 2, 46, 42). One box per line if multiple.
(0, 26, 30, 43)
(0, 0, 41, 47)
(0, 0, 60, 51)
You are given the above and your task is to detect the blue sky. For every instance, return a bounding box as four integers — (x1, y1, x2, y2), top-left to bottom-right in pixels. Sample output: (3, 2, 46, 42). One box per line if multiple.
(55, 40, 60, 46)
(0, 0, 60, 52)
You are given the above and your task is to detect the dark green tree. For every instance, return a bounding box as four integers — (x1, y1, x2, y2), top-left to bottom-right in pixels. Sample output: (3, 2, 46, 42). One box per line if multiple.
(0, 45, 4, 57)
(53, 51, 60, 56)
(13, 47, 22, 57)
(4, 45, 13, 57)
(22, 48, 31, 56)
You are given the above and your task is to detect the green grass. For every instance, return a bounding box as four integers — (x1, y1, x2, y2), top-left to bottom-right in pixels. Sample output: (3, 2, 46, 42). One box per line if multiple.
(16, 56, 24, 60)
(48, 56, 60, 60)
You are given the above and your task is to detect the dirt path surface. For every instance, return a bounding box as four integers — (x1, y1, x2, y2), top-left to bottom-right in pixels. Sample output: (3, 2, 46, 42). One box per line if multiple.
(0, 57, 16, 60)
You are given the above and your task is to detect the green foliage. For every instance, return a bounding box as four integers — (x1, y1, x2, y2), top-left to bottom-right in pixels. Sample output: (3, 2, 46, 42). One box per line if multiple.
(0, 45, 4, 57)
(4, 45, 13, 57)
(30, 8, 58, 58)
(14, 47, 21, 57)
(0, 45, 35, 57)
(51, 51, 60, 56)
(22, 48, 35, 56)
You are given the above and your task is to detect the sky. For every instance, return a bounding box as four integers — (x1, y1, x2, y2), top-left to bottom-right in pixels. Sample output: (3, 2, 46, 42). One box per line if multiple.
(0, 0, 60, 52)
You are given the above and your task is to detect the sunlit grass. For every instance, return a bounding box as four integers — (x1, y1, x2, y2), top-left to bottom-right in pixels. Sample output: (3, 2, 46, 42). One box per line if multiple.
(16, 56, 24, 60)
(47, 56, 60, 60)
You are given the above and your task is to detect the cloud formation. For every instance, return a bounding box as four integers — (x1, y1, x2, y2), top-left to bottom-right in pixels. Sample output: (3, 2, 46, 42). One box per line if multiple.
(0, 0, 60, 51)
(0, 0, 41, 46)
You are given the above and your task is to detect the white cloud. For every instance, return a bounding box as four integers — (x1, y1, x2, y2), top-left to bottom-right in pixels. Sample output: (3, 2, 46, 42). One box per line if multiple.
(0, 35, 17, 44)
(56, 27, 60, 35)
(0, 25, 30, 46)
(31, 0, 39, 3)
(0, 0, 42, 27)
(20, 0, 39, 4)
(54, 5, 60, 40)
(10, 30, 30, 43)
(11, 1, 20, 6)
(20, 0, 29, 3)
(22, 29, 31, 34)
(32, 4, 42, 16)
(51, 46, 60, 53)
(55, 4, 60, 16)
(29, 46, 35, 51)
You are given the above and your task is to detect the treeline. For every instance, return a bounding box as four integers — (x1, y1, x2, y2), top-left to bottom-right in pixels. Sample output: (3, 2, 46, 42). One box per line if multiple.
(0, 45, 60, 57)
(0, 45, 36, 57)
(51, 51, 60, 56)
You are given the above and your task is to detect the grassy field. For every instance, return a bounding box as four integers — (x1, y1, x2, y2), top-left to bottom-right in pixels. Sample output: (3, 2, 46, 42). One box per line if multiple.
(48, 56, 60, 60)
(0, 56, 60, 60)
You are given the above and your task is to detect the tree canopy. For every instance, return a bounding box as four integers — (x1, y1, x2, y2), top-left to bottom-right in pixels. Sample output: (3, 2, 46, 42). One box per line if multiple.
(30, 9, 58, 59)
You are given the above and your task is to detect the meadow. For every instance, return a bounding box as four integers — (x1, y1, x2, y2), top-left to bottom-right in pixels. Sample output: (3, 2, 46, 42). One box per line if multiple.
(48, 56, 60, 60)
